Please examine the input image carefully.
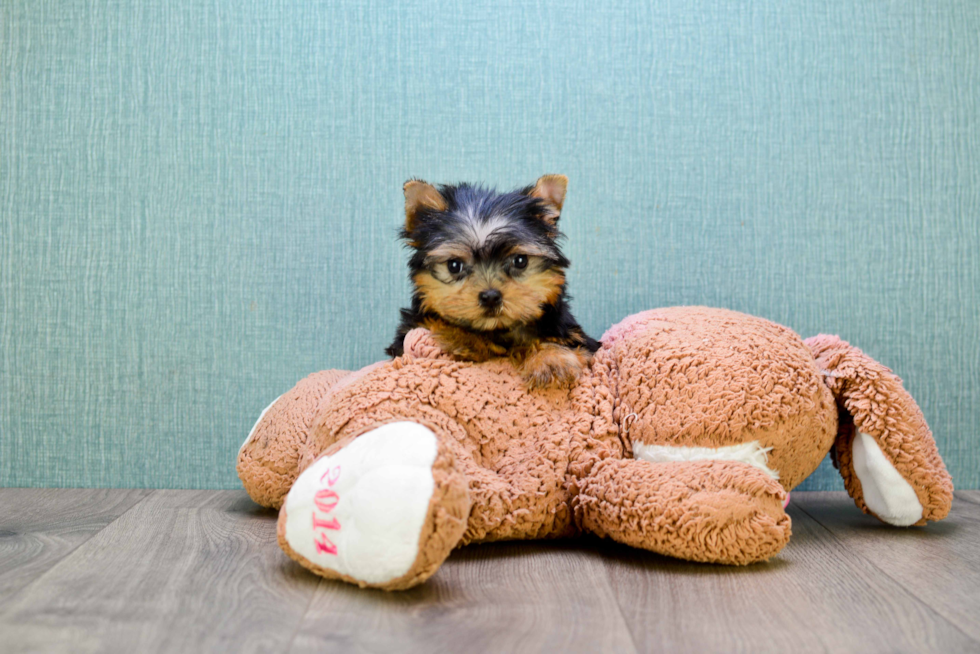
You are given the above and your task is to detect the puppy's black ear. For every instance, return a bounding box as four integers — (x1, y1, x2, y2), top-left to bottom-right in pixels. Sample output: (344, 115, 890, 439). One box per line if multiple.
(403, 180, 447, 232)
(528, 174, 567, 227)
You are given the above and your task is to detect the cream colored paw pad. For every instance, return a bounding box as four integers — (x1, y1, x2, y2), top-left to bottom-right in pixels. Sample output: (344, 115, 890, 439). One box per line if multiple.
(283, 422, 438, 584)
(852, 430, 923, 526)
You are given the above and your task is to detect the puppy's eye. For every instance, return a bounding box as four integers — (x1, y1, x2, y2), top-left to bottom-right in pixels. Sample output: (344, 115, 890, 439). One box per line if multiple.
(447, 259, 464, 275)
(513, 255, 528, 270)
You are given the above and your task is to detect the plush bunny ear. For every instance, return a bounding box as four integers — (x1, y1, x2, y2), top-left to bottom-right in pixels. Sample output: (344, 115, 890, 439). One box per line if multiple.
(806, 335, 953, 526)
(403, 180, 447, 232)
(527, 174, 568, 226)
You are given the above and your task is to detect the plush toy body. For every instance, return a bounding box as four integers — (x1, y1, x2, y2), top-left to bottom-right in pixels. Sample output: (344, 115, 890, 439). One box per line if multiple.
(238, 307, 952, 590)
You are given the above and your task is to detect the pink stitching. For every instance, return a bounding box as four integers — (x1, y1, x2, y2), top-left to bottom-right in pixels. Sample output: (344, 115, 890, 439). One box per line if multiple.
(312, 514, 341, 531)
(312, 464, 343, 555)
(314, 489, 339, 513)
(320, 464, 342, 485)
(313, 532, 338, 555)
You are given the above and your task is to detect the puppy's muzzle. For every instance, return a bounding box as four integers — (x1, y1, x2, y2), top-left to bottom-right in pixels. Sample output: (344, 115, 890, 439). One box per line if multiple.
(478, 289, 503, 311)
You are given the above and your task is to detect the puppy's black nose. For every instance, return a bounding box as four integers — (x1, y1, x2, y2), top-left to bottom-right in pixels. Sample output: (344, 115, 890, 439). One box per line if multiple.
(478, 289, 503, 309)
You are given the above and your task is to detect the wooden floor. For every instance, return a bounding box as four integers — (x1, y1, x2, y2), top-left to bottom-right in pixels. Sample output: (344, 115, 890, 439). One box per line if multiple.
(0, 490, 977, 654)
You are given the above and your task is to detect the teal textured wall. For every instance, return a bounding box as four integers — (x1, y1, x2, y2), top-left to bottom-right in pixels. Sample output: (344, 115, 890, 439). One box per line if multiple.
(2, 1, 978, 490)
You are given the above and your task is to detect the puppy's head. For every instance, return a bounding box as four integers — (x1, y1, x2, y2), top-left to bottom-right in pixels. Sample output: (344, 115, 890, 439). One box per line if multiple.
(401, 175, 570, 331)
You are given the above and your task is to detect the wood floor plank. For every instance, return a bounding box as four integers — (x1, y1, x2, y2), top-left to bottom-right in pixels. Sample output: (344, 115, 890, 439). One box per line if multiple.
(0, 488, 151, 607)
(0, 490, 319, 654)
(795, 490, 980, 643)
(954, 490, 980, 507)
(288, 539, 638, 654)
(2, 489, 977, 653)
(602, 503, 978, 654)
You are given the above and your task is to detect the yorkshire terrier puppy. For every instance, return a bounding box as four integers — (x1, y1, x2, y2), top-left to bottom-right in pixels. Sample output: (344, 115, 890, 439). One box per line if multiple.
(386, 174, 600, 389)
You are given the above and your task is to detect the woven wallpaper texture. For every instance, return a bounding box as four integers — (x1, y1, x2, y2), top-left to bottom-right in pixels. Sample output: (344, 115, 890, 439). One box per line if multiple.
(2, 1, 978, 489)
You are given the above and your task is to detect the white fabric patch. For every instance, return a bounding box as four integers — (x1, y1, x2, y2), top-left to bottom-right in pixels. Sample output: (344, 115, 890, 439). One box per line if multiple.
(283, 421, 438, 584)
(632, 440, 780, 479)
(239, 394, 283, 455)
(851, 431, 923, 526)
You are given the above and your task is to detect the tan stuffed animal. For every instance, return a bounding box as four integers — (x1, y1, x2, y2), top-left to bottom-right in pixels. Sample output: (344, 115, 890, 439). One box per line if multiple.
(238, 307, 953, 590)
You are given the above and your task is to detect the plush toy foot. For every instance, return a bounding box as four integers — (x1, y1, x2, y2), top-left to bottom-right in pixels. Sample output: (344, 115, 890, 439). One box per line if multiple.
(806, 335, 953, 526)
(578, 458, 791, 565)
(277, 421, 470, 590)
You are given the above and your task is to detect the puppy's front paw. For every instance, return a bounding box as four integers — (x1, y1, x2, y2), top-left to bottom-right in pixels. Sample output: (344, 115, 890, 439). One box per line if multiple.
(442, 340, 506, 363)
(428, 324, 507, 363)
(518, 344, 591, 390)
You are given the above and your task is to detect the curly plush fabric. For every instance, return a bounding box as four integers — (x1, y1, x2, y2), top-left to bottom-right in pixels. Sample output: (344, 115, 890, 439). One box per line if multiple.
(238, 306, 954, 590)
(236, 369, 348, 508)
(806, 334, 953, 524)
(578, 459, 791, 565)
(302, 355, 613, 544)
(599, 308, 838, 489)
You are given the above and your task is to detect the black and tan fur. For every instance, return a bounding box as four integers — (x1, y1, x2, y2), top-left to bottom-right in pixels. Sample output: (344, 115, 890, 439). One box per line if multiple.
(386, 174, 599, 389)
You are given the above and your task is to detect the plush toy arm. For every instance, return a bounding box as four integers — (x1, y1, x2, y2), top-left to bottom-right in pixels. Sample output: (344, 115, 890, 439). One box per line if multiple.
(237, 369, 352, 509)
(402, 327, 457, 361)
(805, 335, 953, 526)
(576, 458, 791, 565)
